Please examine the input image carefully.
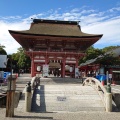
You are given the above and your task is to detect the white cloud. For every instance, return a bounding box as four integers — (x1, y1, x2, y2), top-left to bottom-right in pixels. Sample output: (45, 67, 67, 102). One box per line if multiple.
(71, 8, 80, 13)
(109, 7, 120, 12)
(0, 6, 120, 54)
(0, 16, 22, 20)
(0, 20, 30, 54)
(82, 16, 120, 48)
(81, 9, 95, 14)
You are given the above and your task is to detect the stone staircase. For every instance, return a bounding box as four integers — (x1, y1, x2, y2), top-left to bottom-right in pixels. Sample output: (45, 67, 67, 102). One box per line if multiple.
(31, 84, 105, 112)
(39, 77, 83, 85)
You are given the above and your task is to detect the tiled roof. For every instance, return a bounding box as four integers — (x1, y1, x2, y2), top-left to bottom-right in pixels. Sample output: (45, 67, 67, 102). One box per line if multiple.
(79, 46, 120, 67)
(105, 46, 120, 57)
(9, 19, 102, 38)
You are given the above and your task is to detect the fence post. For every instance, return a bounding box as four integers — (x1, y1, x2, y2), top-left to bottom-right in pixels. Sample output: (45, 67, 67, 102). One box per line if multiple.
(6, 75, 16, 117)
(106, 83, 112, 112)
(25, 81, 32, 112)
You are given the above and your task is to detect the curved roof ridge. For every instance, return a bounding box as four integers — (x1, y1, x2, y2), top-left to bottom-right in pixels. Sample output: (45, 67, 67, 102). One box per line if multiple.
(32, 19, 80, 25)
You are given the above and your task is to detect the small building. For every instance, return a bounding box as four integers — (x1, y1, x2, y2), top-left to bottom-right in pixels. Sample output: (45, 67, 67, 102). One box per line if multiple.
(79, 47, 120, 84)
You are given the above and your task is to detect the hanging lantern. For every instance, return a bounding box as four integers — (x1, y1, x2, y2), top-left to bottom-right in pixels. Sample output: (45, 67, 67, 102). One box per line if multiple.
(37, 66, 41, 71)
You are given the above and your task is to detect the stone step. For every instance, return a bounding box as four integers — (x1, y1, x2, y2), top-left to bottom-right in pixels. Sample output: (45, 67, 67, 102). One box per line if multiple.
(36, 85, 96, 90)
(39, 77, 83, 84)
(32, 107, 105, 112)
(31, 107, 105, 112)
(32, 100, 104, 107)
(31, 85, 105, 112)
(35, 91, 98, 95)
(32, 96, 102, 101)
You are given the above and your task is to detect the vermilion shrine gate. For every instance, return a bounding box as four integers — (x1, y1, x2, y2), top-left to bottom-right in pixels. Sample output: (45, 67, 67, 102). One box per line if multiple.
(9, 19, 103, 77)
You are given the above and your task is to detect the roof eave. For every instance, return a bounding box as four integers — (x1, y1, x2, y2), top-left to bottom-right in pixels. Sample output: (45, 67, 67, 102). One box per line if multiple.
(9, 30, 103, 38)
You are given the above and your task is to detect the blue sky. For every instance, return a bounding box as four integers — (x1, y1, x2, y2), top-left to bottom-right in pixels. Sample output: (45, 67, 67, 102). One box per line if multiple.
(0, 0, 120, 54)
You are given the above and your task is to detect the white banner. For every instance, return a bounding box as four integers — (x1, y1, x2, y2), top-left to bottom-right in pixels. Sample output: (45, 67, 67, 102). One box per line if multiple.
(43, 64, 49, 77)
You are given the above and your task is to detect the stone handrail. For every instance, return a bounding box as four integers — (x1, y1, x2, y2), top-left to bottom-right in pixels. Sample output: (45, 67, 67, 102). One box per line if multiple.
(82, 77, 112, 112)
(82, 77, 107, 94)
(31, 77, 40, 90)
(25, 76, 40, 112)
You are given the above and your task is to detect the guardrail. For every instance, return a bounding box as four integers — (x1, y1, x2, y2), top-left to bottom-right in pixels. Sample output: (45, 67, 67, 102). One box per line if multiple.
(82, 77, 112, 112)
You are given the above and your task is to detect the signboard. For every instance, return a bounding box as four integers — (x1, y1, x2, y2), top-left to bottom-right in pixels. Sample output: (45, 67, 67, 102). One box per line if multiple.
(43, 64, 49, 77)
(99, 67, 104, 74)
(109, 74, 112, 79)
(0, 55, 7, 68)
(69, 67, 73, 72)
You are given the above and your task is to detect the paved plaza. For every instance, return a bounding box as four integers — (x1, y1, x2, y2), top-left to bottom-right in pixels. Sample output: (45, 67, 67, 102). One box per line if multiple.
(0, 74, 120, 120)
(1, 108, 120, 120)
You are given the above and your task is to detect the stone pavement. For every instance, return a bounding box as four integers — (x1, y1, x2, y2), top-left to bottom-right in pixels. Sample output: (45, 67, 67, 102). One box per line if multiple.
(0, 74, 120, 120)
(1, 108, 120, 120)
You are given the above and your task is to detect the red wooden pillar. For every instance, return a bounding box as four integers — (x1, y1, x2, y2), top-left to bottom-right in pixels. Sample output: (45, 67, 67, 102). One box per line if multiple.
(74, 58, 79, 78)
(61, 58, 65, 78)
(45, 57, 48, 64)
(61, 63, 63, 77)
(31, 57, 35, 77)
(75, 58, 78, 68)
(73, 64, 75, 78)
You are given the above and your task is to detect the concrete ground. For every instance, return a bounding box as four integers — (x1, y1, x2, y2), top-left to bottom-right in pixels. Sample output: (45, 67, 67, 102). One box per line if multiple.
(1, 108, 120, 120)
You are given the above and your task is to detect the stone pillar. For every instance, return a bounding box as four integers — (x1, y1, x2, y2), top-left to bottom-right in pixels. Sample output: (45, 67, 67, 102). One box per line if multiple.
(106, 71, 109, 84)
(106, 83, 112, 112)
(106, 93, 112, 112)
(25, 82, 32, 112)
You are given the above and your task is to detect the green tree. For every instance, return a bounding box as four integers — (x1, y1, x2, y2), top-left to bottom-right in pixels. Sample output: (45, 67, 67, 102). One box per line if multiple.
(11, 47, 31, 72)
(0, 44, 7, 55)
(79, 46, 104, 64)
(79, 45, 120, 66)
(17, 47, 26, 68)
(97, 45, 120, 65)
(102, 46, 119, 52)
